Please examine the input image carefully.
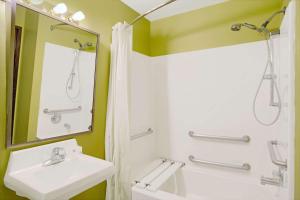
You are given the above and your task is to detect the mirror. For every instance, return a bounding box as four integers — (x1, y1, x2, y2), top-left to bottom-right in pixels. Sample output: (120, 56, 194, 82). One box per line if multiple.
(8, 4, 99, 147)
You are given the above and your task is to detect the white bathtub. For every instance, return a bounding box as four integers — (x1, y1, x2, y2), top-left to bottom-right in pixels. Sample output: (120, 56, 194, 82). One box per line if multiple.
(132, 166, 283, 200)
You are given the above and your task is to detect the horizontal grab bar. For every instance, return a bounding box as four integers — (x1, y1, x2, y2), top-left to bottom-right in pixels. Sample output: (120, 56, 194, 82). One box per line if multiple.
(267, 140, 287, 168)
(43, 106, 82, 114)
(189, 155, 251, 171)
(189, 131, 250, 143)
(131, 128, 154, 141)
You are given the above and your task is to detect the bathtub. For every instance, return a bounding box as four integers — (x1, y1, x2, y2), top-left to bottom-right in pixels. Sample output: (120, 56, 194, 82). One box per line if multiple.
(132, 166, 281, 200)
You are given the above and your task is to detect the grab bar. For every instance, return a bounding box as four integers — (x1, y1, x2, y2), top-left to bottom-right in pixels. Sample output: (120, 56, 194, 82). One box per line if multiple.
(189, 155, 251, 171)
(267, 140, 287, 168)
(131, 128, 154, 141)
(189, 131, 250, 143)
(43, 106, 82, 114)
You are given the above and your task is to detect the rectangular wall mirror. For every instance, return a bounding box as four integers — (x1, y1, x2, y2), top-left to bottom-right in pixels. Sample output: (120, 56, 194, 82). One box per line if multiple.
(7, 3, 99, 147)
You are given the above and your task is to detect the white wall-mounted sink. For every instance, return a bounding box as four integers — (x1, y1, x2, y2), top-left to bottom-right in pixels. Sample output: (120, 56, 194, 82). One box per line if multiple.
(4, 139, 114, 200)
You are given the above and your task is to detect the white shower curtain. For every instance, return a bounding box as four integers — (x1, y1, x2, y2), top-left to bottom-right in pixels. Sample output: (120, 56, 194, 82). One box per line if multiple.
(105, 22, 132, 200)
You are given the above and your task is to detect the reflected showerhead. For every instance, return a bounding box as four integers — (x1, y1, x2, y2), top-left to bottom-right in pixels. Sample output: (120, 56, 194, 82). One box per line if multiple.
(85, 42, 93, 47)
(74, 39, 93, 50)
(74, 38, 83, 48)
(231, 23, 260, 32)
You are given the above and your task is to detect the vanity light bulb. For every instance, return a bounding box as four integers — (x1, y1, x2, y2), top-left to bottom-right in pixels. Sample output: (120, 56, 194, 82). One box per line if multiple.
(70, 11, 85, 22)
(30, 0, 44, 5)
(52, 3, 68, 15)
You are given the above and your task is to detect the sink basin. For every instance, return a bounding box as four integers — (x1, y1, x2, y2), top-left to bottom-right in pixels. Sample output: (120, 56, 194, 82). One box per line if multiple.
(4, 139, 114, 200)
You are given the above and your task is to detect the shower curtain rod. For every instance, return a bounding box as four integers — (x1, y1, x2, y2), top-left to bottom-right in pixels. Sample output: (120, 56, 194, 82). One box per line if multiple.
(129, 0, 177, 25)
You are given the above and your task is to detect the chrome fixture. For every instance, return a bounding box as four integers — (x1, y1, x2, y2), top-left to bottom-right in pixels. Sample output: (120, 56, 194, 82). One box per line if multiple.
(231, 7, 286, 33)
(189, 131, 250, 143)
(64, 123, 71, 131)
(261, 168, 284, 186)
(130, 128, 154, 141)
(261, 7, 286, 29)
(74, 38, 93, 50)
(43, 106, 82, 124)
(189, 155, 251, 171)
(268, 140, 287, 169)
(231, 23, 261, 32)
(43, 147, 66, 166)
(129, 0, 177, 26)
(65, 39, 93, 102)
(230, 7, 286, 126)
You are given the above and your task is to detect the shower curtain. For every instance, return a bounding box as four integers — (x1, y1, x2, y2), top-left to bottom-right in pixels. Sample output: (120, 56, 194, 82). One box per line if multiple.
(105, 22, 132, 200)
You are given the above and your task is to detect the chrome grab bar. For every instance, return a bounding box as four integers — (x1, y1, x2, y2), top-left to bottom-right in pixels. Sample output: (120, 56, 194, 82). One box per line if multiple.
(131, 128, 154, 141)
(267, 140, 287, 168)
(189, 131, 250, 143)
(43, 106, 82, 114)
(189, 155, 251, 171)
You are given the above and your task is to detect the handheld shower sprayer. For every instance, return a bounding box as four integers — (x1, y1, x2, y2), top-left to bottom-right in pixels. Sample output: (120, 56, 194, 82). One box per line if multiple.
(230, 7, 286, 126)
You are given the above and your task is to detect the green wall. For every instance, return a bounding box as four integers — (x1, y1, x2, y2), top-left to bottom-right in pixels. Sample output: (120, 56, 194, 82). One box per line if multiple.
(150, 0, 282, 56)
(0, 0, 150, 200)
(13, 6, 39, 144)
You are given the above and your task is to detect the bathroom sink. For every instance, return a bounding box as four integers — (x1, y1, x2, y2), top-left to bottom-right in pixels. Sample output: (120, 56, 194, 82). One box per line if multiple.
(4, 139, 114, 200)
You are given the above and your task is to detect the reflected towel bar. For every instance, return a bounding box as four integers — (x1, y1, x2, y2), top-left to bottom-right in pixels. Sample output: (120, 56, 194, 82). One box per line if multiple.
(189, 131, 250, 143)
(43, 106, 82, 115)
(131, 128, 153, 141)
(189, 155, 251, 171)
(267, 140, 287, 168)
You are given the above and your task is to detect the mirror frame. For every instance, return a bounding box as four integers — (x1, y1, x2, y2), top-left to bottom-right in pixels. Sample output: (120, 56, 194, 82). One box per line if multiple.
(6, 0, 100, 148)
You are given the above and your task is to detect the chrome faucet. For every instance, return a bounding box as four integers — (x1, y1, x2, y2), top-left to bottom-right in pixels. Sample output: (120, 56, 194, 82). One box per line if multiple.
(261, 168, 284, 187)
(43, 147, 66, 166)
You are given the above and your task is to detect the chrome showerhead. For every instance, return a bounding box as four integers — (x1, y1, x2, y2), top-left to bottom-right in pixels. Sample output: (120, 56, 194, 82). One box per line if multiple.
(74, 39, 93, 50)
(231, 23, 259, 32)
(231, 24, 242, 31)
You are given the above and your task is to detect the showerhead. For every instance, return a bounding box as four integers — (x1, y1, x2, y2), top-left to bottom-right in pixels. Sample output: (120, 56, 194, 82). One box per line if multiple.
(231, 7, 286, 34)
(231, 24, 242, 31)
(74, 39, 93, 50)
(85, 42, 93, 47)
(74, 38, 83, 48)
(231, 23, 260, 32)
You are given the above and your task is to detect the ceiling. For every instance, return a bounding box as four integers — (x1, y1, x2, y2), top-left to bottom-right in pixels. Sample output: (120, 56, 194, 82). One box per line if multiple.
(121, 0, 228, 21)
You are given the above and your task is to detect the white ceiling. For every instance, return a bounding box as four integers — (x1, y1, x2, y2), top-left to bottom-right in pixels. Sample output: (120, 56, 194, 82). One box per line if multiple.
(122, 0, 227, 21)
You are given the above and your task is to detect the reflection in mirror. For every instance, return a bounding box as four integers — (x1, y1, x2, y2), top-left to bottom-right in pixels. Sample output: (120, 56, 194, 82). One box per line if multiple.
(10, 4, 98, 146)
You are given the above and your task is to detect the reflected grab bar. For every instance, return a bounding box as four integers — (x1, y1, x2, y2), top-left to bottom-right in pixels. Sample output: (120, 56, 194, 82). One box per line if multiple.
(43, 106, 82, 114)
(131, 128, 154, 141)
(267, 140, 287, 168)
(189, 155, 251, 171)
(189, 131, 250, 143)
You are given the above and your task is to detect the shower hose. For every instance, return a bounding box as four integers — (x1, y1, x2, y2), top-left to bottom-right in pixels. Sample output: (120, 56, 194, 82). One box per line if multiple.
(253, 32, 281, 126)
